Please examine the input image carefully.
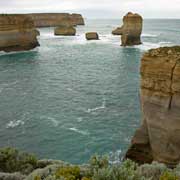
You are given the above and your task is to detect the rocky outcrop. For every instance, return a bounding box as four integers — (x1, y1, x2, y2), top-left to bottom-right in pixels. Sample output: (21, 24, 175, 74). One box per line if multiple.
(113, 12, 143, 46)
(112, 27, 123, 35)
(126, 46, 180, 167)
(70, 14, 85, 26)
(0, 15, 40, 52)
(26, 13, 84, 27)
(54, 25, 76, 36)
(86, 32, 99, 40)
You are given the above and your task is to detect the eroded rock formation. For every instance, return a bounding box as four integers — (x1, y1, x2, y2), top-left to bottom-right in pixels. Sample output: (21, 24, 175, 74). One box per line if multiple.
(126, 46, 180, 167)
(112, 12, 143, 46)
(70, 14, 85, 26)
(121, 12, 143, 46)
(86, 32, 99, 40)
(0, 15, 40, 52)
(27, 13, 84, 27)
(112, 27, 123, 35)
(54, 25, 76, 36)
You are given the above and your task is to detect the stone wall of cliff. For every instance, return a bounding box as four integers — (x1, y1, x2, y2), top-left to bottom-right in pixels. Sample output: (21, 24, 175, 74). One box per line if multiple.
(126, 46, 180, 167)
(0, 14, 39, 52)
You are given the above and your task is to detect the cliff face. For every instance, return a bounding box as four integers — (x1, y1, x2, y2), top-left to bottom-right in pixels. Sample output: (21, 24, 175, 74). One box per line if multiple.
(0, 15, 39, 52)
(27, 13, 85, 27)
(126, 46, 180, 167)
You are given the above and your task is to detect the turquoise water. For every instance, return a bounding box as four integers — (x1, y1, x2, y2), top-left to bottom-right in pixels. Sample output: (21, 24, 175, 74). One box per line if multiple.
(0, 19, 180, 164)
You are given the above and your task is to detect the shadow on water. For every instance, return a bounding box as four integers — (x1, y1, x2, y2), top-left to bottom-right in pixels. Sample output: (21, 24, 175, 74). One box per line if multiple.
(0, 50, 39, 64)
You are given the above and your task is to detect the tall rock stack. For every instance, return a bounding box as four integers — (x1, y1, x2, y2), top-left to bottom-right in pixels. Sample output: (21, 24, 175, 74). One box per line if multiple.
(0, 15, 40, 52)
(119, 12, 143, 46)
(126, 46, 180, 167)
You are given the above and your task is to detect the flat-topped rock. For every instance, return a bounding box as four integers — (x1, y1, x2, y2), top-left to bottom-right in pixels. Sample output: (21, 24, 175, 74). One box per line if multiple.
(125, 46, 180, 167)
(27, 13, 84, 27)
(86, 32, 99, 40)
(0, 14, 40, 52)
(1, 13, 85, 28)
(54, 25, 76, 36)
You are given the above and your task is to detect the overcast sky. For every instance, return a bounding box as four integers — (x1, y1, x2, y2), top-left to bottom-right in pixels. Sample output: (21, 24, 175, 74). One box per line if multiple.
(1, 0, 180, 19)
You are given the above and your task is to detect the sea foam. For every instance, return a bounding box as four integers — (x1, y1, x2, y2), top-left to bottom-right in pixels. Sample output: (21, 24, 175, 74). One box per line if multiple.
(69, 127, 89, 136)
(6, 120, 25, 129)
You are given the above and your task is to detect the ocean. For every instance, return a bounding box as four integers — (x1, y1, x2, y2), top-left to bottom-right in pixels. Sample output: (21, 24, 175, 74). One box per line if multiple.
(0, 19, 180, 164)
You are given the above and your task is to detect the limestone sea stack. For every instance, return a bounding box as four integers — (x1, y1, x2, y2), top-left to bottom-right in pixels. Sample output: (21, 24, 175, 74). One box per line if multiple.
(126, 46, 180, 167)
(54, 25, 76, 36)
(121, 12, 143, 46)
(86, 32, 99, 40)
(113, 12, 143, 46)
(0, 15, 40, 52)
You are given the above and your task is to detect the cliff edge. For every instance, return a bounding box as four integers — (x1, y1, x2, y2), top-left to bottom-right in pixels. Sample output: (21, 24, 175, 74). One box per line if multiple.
(126, 46, 180, 167)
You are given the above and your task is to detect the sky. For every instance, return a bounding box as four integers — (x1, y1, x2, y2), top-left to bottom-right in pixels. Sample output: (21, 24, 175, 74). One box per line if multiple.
(1, 0, 180, 19)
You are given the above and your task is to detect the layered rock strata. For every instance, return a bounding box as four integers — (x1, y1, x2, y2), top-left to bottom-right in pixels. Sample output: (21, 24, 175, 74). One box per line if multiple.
(126, 46, 180, 167)
(27, 13, 85, 27)
(0, 14, 40, 52)
(54, 25, 76, 36)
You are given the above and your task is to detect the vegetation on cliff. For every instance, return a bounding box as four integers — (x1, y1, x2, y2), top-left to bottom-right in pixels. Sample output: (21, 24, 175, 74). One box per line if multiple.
(1, 147, 180, 180)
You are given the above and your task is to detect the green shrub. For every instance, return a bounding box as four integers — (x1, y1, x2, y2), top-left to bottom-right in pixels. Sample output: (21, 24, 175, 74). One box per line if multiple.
(89, 154, 109, 172)
(92, 167, 112, 180)
(55, 166, 81, 180)
(137, 161, 168, 180)
(0, 147, 37, 174)
(81, 177, 92, 180)
(34, 175, 41, 180)
(160, 171, 179, 180)
(91, 158, 145, 180)
(110, 160, 145, 180)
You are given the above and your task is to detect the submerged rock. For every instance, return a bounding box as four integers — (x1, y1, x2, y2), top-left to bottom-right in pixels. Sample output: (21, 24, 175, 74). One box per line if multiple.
(0, 14, 40, 52)
(54, 25, 76, 36)
(126, 46, 180, 167)
(86, 32, 99, 40)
